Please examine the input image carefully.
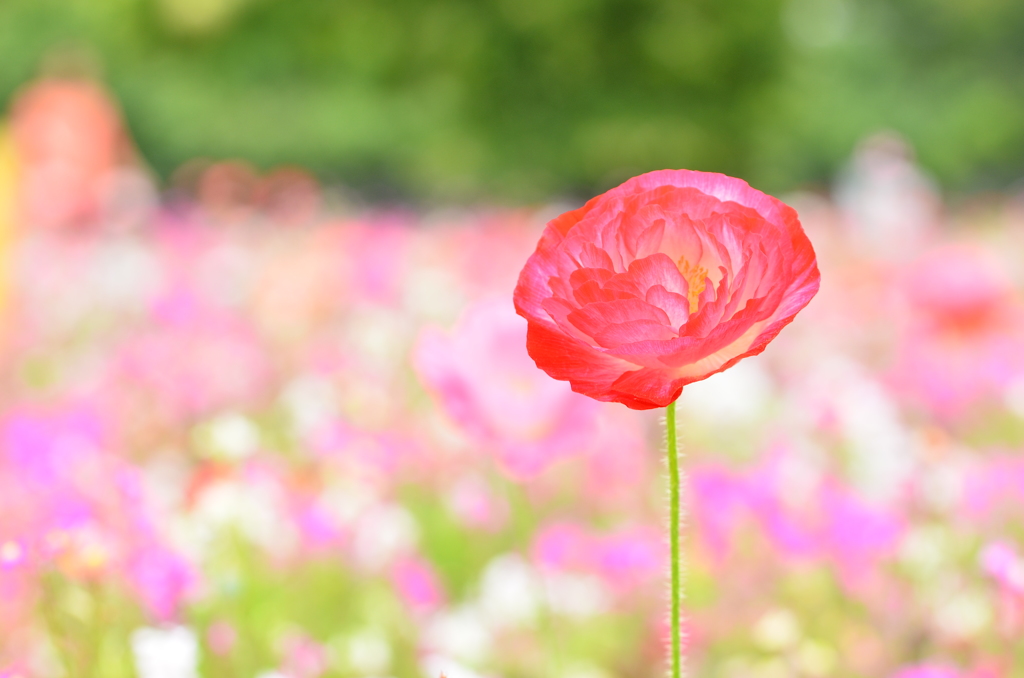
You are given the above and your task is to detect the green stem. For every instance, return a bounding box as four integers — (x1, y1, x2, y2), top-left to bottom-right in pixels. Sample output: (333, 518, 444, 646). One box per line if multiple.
(666, 400, 682, 678)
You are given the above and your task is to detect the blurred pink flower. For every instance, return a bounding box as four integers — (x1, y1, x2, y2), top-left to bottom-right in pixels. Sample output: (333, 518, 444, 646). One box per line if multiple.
(447, 213, 543, 299)
(0, 403, 194, 624)
(0, 566, 32, 640)
(415, 300, 599, 478)
(690, 451, 903, 582)
(345, 218, 412, 306)
(392, 555, 445, 612)
(980, 541, 1024, 595)
(112, 288, 271, 421)
(892, 665, 962, 678)
(207, 621, 238, 657)
(0, 405, 109, 546)
(890, 244, 1024, 420)
(0, 664, 31, 678)
(446, 475, 508, 532)
(126, 547, 196, 621)
(577, 408, 653, 512)
(689, 464, 750, 562)
(533, 521, 662, 596)
(963, 456, 1024, 522)
(533, 522, 591, 571)
(281, 631, 328, 678)
(591, 526, 663, 595)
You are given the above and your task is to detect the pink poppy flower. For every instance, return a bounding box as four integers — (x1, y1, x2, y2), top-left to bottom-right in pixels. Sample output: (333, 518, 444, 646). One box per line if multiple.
(514, 170, 819, 409)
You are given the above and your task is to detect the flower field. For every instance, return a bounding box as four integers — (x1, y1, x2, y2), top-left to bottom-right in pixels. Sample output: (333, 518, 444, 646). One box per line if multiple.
(0, 82, 1023, 678)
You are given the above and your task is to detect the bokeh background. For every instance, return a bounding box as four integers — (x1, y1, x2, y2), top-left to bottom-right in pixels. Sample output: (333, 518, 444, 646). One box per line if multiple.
(4, 0, 1024, 200)
(0, 1, 1023, 677)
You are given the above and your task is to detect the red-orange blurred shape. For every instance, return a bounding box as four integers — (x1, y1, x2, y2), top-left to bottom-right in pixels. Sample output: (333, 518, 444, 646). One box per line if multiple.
(254, 166, 321, 225)
(904, 243, 1017, 335)
(196, 161, 321, 225)
(10, 78, 131, 230)
(197, 160, 259, 222)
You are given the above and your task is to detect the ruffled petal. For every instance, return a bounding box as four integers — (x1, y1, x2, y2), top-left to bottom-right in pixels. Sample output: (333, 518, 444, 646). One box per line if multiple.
(605, 253, 689, 298)
(646, 284, 690, 328)
(567, 298, 671, 342)
(609, 368, 684, 409)
(592, 319, 679, 349)
(525, 321, 634, 401)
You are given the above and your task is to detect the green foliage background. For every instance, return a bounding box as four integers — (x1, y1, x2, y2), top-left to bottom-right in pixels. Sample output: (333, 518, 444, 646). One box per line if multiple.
(3, 0, 1023, 200)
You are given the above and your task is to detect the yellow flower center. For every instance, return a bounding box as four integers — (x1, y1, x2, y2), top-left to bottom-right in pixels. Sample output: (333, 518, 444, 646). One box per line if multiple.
(677, 257, 708, 314)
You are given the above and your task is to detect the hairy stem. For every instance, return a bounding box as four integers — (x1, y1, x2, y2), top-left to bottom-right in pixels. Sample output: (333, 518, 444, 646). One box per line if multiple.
(666, 401, 683, 678)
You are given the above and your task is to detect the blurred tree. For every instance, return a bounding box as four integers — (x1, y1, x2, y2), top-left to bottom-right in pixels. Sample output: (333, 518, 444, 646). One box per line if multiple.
(0, 0, 1022, 200)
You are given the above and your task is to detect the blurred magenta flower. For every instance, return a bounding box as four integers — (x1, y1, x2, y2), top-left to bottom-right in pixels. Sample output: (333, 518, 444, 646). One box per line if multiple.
(533, 521, 662, 597)
(980, 541, 1024, 595)
(0, 403, 196, 623)
(892, 665, 963, 678)
(392, 555, 445, 613)
(691, 450, 903, 582)
(514, 170, 819, 409)
(415, 300, 599, 478)
(126, 546, 196, 621)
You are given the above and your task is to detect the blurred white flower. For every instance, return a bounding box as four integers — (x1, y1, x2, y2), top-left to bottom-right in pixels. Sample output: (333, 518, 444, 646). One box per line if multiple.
(679, 359, 774, 426)
(403, 265, 465, 322)
(280, 375, 338, 437)
(835, 132, 940, 258)
(345, 306, 410, 372)
(753, 608, 801, 652)
(421, 654, 487, 678)
(346, 629, 392, 675)
(541, 571, 611, 618)
(423, 608, 492, 665)
(352, 504, 418, 570)
(204, 412, 261, 460)
(900, 526, 950, 578)
(752, 658, 791, 678)
(1005, 376, 1024, 418)
(195, 240, 255, 308)
(795, 640, 837, 676)
(918, 459, 965, 514)
(934, 590, 991, 639)
(191, 478, 298, 558)
(562, 665, 612, 678)
(130, 626, 200, 678)
(319, 481, 377, 528)
(478, 553, 541, 628)
(814, 359, 913, 503)
(92, 237, 162, 311)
